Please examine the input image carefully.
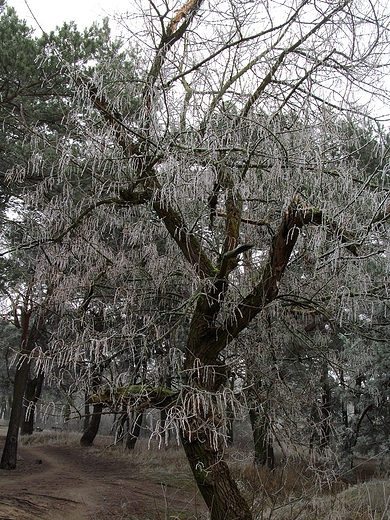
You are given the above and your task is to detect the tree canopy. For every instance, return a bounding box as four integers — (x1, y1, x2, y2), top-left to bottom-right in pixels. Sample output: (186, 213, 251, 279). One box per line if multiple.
(1, 1, 390, 518)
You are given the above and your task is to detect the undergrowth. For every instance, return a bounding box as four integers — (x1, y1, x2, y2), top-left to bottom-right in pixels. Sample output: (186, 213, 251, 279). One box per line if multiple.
(19, 431, 390, 519)
(229, 452, 390, 520)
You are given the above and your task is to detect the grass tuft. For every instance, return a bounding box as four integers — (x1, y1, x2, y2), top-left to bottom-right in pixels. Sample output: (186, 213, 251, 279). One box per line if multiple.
(20, 430, 81, 446)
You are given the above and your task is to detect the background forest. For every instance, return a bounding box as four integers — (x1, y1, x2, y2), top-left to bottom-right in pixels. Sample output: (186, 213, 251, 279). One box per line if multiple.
(0, 0, 390, 519)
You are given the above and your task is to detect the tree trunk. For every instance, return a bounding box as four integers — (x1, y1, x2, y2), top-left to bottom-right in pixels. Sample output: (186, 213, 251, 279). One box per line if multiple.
(182, 435, 252, 520)
(226, 374, 235, 446)
(319, 375, 331, 452)
(226, 404, 234, 446)
(159, 408, 169, 446)
(249, 406, 275, 469)
(126, 411, 143, 450)
(182, 344, 253, 519)
(80, 370, 103, 447)
(0, 352, 30, 469)
(115, 413, 128, 444)
(80, 402, 103, 446)
(21, 371, 44, 435)
(1, 310, 41, 470)
(83, 392, 91, 432)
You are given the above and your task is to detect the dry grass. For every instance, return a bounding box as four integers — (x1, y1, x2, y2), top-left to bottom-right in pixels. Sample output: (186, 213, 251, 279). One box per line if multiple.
(228, 448, 390, 520)
(254, 481, 390, 520)
(98, 437, 193, 486)
(19, 432, 390, 520)
(20, 432, 207, 520)
(101, 441, 390, 520)
(20, 430, 82, 446)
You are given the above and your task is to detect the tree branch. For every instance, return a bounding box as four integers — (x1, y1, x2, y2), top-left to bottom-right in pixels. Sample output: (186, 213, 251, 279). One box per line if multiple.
(80, 79, 216, 279)
(144, 0, 205, 101)
(94, 385, 178, 411)
(241, 0, 350, 118)
(218, 205, 322, 344)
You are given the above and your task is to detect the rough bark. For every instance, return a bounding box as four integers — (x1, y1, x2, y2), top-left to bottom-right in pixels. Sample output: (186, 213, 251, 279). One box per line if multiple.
(115, 413, 128, 444)
(21, 371, 44, 435)
(80, 403, 103, 446)
(80, 371, 103, 447)
(182, 436, 252, 520)
(182, 324, 253, 518)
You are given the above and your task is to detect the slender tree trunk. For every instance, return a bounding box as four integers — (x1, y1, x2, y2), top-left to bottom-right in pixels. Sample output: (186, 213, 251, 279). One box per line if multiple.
(21, 371, 44, 435)
(80, 403, 103, 446)
(226, 404, 234, 446)
(115, 413, 128, 444)
(319, 371, 331, 452)
(83, 392, 91, 432)
(159, 408, 169, 446)
(126, 411, 143, 450)
(1, 283, 52, 470)
(1, 310, 40, 470)
(80, 371, 103, 447)
(0, 352, 31, 469)
(159, 373, 172, 447)
(249, 406, 275, 469)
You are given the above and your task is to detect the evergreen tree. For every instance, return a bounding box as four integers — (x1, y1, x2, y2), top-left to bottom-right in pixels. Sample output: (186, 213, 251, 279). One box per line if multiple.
(0, 1, 137, 468)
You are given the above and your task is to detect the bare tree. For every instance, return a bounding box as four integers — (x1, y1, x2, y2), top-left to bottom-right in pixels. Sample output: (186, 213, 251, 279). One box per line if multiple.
(6, 0, 390, 518)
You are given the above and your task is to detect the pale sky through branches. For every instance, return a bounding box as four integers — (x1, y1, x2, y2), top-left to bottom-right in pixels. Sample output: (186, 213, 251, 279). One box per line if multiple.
(8, 0, 127, 32)
(7, 0, 390, 121)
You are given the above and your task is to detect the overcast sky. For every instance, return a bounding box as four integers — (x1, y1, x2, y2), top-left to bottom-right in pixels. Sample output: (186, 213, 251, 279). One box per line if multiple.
(7, 0, 390, 122)
(8, 0, 125, 32)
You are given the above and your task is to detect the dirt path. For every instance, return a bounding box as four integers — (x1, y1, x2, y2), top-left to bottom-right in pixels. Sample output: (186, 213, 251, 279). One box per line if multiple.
(0, 427, 206, 520)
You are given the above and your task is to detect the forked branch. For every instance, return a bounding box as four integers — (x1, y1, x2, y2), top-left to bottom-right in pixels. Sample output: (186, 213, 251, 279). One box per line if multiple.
(217, 202, 358, 346)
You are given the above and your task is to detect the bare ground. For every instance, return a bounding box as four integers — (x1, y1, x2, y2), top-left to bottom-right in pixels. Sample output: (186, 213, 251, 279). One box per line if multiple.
(0, 426, 207, 520)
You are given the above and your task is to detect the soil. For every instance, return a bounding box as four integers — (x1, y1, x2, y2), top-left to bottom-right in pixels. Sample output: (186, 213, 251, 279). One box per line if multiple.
(0, 426, 207, 520)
